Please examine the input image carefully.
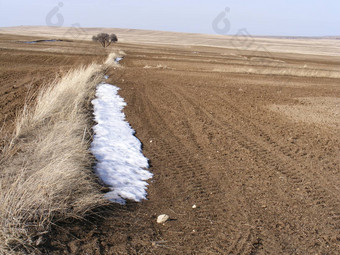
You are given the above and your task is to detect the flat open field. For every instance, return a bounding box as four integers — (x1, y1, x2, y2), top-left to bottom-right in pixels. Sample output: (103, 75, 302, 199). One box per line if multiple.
(0, 28, 339, 254)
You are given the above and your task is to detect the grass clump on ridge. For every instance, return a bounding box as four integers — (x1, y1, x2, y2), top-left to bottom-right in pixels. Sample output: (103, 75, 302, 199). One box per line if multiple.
(0, 52, 123, 254)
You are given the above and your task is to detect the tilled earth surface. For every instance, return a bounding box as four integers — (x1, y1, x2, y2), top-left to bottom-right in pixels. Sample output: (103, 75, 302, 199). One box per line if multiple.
(1, 34, 340, 254)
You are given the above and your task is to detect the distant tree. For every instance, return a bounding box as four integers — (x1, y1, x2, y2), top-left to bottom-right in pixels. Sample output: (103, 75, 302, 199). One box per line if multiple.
(92, 33, 118, 48)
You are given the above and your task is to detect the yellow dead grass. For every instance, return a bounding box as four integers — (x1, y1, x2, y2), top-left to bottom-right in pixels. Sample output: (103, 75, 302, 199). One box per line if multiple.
(212, 65, 340, 79)
(0, 52, 123, 253)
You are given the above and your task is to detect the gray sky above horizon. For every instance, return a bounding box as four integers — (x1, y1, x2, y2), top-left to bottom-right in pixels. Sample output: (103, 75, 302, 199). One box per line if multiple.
(0, 0, 339, 37)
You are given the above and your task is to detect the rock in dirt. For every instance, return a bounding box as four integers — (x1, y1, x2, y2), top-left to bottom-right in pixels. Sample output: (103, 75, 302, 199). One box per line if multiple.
(157, 214, 169, 224)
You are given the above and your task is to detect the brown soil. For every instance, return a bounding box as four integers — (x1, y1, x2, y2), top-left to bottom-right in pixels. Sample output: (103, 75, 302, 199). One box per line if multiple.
(1, 33, 339, 254)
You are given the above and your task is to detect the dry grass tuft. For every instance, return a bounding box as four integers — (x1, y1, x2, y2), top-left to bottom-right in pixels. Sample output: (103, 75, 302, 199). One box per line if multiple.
(104, 51, 126, 66)
(0, 53, 123, 254)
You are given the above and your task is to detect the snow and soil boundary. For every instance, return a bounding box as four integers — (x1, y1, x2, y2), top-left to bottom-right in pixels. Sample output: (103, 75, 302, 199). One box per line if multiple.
(0, 51, 151, 254)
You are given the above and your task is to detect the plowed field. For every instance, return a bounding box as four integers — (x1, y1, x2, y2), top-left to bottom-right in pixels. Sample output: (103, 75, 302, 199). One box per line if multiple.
(1, 32, 339, 254)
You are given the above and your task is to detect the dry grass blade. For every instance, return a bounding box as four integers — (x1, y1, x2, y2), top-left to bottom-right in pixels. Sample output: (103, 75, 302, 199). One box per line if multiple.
(0, 52, 124, 254)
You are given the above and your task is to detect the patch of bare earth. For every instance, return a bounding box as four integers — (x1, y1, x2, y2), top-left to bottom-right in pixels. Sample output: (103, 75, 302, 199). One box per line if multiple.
(270, 97, 340, 130)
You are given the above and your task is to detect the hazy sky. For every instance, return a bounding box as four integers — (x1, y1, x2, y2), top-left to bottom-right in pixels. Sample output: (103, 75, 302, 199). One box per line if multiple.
(0, 0, 339, 36)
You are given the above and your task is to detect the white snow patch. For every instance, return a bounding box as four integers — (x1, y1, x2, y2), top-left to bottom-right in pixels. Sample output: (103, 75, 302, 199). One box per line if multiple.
(104, 75, 109, 80)
(115, 57, 123, 63)
(91, 83, 152, 204)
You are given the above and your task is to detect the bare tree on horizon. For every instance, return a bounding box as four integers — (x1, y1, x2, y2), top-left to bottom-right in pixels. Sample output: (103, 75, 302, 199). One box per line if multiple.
(92, 33, 118, 48)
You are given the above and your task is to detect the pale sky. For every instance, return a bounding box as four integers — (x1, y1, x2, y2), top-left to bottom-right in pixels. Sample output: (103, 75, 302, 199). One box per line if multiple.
(0, 0, 339, 36)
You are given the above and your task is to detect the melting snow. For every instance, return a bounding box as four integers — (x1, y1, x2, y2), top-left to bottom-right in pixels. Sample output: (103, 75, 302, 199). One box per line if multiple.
(115, 57, 123, 63)
(91, 83, 152, 204)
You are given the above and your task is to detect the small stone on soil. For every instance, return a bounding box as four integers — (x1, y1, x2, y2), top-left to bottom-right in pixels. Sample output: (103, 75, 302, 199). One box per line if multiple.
(157, 214, 169, 223)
